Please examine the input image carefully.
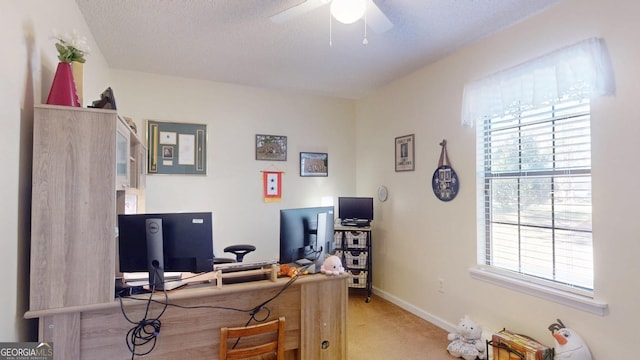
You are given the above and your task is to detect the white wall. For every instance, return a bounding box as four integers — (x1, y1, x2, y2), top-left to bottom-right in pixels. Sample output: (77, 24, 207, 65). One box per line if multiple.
(0, 0, 111, 341)
(358, 0, 640, 358)
(110, 71, 356, 260)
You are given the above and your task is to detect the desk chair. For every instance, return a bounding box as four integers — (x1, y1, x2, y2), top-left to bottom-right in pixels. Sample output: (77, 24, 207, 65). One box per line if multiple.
(224, 244, 256, 262)
(219, 317, 285, 360)
(213, 245, 256, 264)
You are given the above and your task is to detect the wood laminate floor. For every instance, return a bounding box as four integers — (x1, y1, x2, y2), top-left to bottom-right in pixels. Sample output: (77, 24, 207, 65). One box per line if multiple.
(348, 290, 454, 359)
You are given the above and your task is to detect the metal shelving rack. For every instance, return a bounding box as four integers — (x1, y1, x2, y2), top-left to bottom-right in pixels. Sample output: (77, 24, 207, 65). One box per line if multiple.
(334, 226, 372, 302)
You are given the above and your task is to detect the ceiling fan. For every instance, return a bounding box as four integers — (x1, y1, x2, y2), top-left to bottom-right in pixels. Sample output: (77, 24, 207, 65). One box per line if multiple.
(270, 0, 394, 34)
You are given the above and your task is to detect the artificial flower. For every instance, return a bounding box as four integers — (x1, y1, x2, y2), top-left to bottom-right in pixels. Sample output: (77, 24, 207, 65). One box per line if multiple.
(53, 29, 90, 63)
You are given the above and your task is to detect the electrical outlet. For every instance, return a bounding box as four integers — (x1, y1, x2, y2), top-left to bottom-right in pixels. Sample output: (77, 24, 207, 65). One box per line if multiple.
(438, 278, 445, 294)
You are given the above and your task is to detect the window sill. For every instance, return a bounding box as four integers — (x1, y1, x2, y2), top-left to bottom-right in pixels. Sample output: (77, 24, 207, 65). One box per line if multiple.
(468, 267, 608, 316)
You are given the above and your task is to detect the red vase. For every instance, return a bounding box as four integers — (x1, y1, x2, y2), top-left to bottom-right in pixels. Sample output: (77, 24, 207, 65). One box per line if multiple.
(46, 62, 80, 107)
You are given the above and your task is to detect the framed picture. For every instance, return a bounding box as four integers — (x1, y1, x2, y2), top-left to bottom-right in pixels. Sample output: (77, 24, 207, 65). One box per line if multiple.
(147, 120, 207, 175)
(162, 145, 174, 159)
(395, 134, 415, 172)
(300, 152, 328, 177)
(256, 134, 287, 161)
(159, 131, 177, 145)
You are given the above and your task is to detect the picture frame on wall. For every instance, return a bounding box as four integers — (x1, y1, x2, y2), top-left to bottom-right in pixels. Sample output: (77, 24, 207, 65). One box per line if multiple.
(147, 120, 207, 175)
(395, 134, 415, 172)
(255, 134, 287, 161)
(300, 152, 328, 177)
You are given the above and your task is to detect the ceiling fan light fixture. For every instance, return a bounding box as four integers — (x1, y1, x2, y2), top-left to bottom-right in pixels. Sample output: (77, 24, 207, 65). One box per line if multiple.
(330, 0, 366, 24)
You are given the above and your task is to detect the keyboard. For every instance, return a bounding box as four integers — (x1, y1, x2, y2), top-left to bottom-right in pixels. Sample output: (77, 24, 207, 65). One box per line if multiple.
(213, 259, 278, 273)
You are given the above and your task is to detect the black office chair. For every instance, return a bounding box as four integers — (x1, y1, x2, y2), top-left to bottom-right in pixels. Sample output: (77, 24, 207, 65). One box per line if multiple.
(223, 244, 256, 262)
(213, 244, 256, 264)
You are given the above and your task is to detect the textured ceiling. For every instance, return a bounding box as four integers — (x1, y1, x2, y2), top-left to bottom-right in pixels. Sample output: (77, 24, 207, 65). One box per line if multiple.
(75, 0, 562, 99)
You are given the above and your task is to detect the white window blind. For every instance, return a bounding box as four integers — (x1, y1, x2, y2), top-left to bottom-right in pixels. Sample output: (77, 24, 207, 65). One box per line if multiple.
(464, 38, 615, 298)
(477, 99, 593, 291)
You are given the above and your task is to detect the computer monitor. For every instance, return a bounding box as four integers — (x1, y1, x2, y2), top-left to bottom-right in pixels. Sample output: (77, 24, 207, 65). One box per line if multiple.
(338, 197, 374, 222)
(279, 206, 334, 272)
(117, 212, 214, 289)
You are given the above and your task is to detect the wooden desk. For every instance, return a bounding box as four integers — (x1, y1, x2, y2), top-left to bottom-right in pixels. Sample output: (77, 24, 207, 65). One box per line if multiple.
(25, 274, 348, 360)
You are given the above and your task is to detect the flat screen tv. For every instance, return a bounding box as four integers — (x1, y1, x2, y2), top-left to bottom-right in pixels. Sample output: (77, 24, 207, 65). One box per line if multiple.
(118, 212, 214, 289)
(279, 206, 334, 272)
(338, 197, 374, 222)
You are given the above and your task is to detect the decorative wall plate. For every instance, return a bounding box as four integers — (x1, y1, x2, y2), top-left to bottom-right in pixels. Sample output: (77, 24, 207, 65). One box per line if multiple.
(432, 166, 459, 201)
(378, 185, 388, 202)
(432, 140, 459, 202)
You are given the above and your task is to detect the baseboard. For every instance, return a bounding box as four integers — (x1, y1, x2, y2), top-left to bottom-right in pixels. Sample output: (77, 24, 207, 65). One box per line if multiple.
(371, 286, 457, 334)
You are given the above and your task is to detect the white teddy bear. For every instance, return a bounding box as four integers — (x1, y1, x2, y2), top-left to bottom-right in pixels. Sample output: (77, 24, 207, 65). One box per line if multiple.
(447, 315, 486, 360)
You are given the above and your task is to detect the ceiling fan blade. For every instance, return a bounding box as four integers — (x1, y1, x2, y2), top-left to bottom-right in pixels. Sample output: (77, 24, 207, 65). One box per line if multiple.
(366, 0, 393, 33)
(270, 0, 331, 24)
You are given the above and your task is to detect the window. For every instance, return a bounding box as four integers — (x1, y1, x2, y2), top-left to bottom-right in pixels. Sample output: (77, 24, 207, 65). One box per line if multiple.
(462, 37, 613, 313)
(477, 98, 593, 293)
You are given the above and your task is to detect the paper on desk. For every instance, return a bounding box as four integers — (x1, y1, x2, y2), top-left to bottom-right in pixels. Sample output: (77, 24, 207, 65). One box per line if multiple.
(123, 272, 182, 283)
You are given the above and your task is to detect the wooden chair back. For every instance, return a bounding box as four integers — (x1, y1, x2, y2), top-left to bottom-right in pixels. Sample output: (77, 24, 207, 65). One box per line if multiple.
(219, 317, 285, 360)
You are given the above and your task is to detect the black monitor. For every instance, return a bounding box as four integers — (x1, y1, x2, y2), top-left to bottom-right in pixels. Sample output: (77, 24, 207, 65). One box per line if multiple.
(279, 206, 334, 272)
(117, 212, 214, 289)
(338, 197, 374, 222)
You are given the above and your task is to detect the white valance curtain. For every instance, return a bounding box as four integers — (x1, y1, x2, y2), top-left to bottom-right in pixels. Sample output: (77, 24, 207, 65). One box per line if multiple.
(461, 37, 615, 127)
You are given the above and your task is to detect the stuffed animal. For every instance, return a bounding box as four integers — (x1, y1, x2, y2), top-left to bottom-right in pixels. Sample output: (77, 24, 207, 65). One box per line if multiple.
(548, 319, 592, 360)
(320, 255, 344, 275)
(447, 315, 486, 360)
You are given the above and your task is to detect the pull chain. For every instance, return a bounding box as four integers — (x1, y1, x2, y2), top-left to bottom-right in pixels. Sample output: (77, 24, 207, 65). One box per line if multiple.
(363, 1, 368, 45)
(329, 7, 333, 47)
